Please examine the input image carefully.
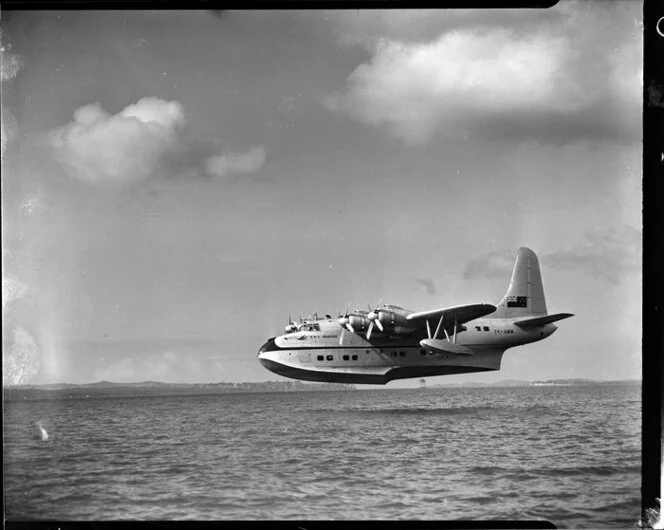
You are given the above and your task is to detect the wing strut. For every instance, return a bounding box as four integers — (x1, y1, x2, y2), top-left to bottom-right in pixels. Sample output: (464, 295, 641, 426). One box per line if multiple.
(433, 315, 445, 341)
(443, 327, 450, 341)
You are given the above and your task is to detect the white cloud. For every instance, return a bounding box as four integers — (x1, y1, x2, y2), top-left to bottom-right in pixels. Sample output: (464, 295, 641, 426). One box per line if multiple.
(49, 97, 185, 185)
(324, 8, 563, 50)
(327, 29, 576, 144)
(326, 3, 642, 144)
(205, 146, 266, 178)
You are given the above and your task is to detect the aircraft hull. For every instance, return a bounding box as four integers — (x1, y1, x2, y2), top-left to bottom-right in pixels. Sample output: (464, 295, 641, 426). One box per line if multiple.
(258, 336, 506, 384)
(259, 357, 494, 384)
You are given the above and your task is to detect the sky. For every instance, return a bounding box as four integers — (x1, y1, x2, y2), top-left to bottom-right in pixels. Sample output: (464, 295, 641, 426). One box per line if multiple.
(2, 4, 642, 386)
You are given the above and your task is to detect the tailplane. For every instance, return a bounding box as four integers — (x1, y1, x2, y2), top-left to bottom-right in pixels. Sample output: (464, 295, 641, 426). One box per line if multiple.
(493, 247, 547, 318)
(514, 313, 574, 328)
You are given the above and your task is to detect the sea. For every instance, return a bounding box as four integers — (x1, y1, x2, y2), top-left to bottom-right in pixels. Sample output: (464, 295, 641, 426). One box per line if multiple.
(4, 384, 641, 527)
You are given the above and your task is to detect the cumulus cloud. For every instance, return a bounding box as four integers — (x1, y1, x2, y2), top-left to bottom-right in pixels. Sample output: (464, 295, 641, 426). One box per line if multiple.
(327, 29, 577, 144)
(49, 97, 185, 185)
(325, 9, 565, 49)
(464, 226, 640, 283)
(49, 97, 267, 185)
(325, 3, 642, 144)
(205, 146, 266, 178)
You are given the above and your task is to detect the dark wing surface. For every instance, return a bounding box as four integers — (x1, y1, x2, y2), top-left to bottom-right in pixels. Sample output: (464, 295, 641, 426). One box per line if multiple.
(406, 303, 496, 330)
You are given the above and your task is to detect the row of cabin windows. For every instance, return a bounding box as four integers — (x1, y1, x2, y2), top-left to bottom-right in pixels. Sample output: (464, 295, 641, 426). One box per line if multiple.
(317, 354, 359, 361)
(475, 326, 491, 331)
(316, 351, 410, 361)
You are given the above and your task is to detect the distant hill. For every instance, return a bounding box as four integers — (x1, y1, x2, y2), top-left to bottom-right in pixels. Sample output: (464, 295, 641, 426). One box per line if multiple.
(531, 378, 641, 386)
(3, 380, 356, 401)
(431, 378, 640, 388)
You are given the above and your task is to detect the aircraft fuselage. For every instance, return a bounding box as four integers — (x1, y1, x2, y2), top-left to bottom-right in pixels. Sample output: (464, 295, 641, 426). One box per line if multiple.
(258, 318, 556, 384)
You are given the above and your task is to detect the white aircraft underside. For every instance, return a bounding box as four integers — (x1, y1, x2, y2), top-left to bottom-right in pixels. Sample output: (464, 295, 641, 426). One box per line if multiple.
(258, 247, 573, 385)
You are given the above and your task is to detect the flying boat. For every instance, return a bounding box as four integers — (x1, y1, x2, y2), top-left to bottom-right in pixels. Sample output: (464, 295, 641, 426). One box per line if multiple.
(258, 247, 573, 384)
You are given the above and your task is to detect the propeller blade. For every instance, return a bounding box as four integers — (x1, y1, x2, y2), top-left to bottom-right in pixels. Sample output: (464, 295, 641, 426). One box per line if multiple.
(339, 328, 345, 346)
(367, 321, 374, 340)
(375, 319, 384, 332)
(346, 323, 355, 333)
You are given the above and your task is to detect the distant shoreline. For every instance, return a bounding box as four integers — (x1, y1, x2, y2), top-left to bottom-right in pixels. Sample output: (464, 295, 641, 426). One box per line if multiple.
(3, 378, 640, 401)
(2, 380, 356, 401)
(430, 378, 641, 388)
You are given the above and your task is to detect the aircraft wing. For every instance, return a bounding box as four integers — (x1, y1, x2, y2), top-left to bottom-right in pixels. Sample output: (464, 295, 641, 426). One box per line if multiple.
(406, 303, 497, 326)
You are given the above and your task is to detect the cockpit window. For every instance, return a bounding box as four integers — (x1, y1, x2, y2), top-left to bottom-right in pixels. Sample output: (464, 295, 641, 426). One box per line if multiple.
(303, 323, 320, 332)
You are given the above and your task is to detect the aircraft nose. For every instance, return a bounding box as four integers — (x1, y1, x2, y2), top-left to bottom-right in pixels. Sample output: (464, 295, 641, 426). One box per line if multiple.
(258, 337, 277, 357)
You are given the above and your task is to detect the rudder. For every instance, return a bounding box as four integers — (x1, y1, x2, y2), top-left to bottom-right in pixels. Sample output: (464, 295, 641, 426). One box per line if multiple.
(492, 247, 547, 318)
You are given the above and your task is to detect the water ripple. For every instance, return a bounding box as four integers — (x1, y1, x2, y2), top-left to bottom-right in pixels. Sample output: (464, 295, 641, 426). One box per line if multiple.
(4, 384, 640, 526)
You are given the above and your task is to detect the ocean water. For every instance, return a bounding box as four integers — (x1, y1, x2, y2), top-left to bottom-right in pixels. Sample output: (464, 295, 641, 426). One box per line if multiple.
(4, 384, 640, 527)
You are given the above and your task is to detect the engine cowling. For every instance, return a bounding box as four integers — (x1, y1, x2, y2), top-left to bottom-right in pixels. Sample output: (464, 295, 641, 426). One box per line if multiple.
(348, 314, 370, 332)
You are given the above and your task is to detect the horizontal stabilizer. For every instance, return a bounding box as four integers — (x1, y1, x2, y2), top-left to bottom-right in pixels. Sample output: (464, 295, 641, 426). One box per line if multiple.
(420, 339, 473, 356)
(513, 313, 574, 328)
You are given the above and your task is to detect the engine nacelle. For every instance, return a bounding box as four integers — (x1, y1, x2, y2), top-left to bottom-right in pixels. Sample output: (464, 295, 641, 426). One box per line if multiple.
(348, 314, 370, 331)
(376, 309, 412, 333)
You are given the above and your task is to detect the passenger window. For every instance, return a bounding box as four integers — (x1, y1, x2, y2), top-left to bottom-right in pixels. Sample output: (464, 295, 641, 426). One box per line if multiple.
(475, 326, 481, 331)
(391, 352, 397, 357)
(483, 326, 490, 331)
(317, 355, 324, 361)
(343, 355, 350, 361)
(351, 355, 358, 360)
(399, 352, 406, 357)
(326, 355, 333, 361)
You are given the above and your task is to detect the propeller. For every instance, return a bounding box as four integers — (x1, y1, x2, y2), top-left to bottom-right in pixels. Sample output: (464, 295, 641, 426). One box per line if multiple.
(338, 302, 355, 333)
(366, 299, 384, 339)
(338, 302, 355, 345)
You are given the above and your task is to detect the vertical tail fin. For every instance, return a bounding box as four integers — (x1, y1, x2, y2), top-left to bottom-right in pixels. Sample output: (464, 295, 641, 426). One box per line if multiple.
(493, 247, 547, 318)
